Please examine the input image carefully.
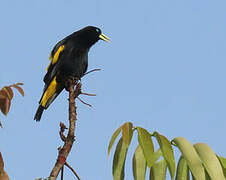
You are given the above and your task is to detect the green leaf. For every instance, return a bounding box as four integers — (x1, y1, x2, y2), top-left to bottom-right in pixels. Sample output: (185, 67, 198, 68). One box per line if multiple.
(132, 145, 147, 180)
(217, 156, 226, 177)
(175, 156, 190, 180)
(193, 143, 225, 180)
(153, 149, 162, 162)
(113, 138, 128, 180)
(149, 159, 167, 180)
(108, 125, 122, 156)
(205, 169, 211, 180)
(122, 122, 133, 148)
(137, 127, 155, 168)
(153, 132, 176, 179)
(172, 137, 205, 180)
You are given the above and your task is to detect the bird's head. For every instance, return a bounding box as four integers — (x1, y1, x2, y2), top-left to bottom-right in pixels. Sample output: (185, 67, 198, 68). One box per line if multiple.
(76, 26, 110, 47)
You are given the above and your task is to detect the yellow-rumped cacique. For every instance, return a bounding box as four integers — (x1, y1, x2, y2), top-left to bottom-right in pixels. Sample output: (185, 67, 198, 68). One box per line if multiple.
(34, 26, 110, 121)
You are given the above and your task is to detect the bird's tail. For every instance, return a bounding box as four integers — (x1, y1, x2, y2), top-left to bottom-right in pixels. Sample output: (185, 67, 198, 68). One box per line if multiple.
(34, 105, 45, 121)
(34, 86, 64, 121)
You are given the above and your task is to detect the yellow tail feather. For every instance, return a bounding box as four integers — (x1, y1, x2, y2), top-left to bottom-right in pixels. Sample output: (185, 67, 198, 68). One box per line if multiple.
(40, 77, 57, 107)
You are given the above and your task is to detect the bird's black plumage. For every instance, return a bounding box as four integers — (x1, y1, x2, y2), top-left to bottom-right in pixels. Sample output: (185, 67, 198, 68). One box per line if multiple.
(34, 26, 109, 121)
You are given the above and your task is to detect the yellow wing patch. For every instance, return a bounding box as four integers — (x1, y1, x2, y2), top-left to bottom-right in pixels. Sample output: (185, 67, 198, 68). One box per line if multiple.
(46, 45, 65, 71)
(40, 77, 57, 107)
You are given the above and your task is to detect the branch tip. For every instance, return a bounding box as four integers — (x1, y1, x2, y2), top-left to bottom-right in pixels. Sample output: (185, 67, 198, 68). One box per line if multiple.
(83, 68, 101, 76)
(65, 162, 81, 180)
(78, 97, 92, 107)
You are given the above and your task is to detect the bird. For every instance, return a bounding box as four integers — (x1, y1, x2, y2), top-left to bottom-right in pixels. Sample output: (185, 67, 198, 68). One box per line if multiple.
(34, 26, 110, 121)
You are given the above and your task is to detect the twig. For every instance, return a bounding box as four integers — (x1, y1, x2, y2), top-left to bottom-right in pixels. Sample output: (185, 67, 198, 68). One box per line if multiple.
(61, 166, 64, 180)
(83, 68, 101, 76)
(80, 92, 96, 96)
(49, 80, 81, 179)
(59, 122, 67, 142)
(78, 97, 92, 107)
(65, 162, 81, 180)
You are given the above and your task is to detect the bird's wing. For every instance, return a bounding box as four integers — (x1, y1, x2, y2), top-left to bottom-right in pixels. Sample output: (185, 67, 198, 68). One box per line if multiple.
(39, 76, 64, 108)
(38, 38, 68, 107)
(43, 38, 68, 85)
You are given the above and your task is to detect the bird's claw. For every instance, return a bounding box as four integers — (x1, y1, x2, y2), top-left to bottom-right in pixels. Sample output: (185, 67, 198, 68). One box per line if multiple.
(65, 77, 80, 91)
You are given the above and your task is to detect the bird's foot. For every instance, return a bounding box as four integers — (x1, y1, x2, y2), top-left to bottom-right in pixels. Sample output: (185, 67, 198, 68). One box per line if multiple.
(65, 77, 80, 91)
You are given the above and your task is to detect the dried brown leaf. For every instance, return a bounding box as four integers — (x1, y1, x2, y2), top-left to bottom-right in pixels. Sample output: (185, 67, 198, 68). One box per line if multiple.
(0, 95, 6, 100)
(11, 84, 24, 96)
(14, 82, 24, 86)
(0, 152, 10, 180)
(2, 87, 13, 100)
(0, 83, 24, 116)
(0, 96, 7, 115)
(0, 97, 11, 115)
(0, 152, 4, 171)
(0, 90, 8, 99)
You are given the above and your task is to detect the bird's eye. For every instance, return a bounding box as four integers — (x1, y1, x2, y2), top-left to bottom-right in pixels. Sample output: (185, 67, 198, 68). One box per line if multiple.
(96, 28, 100, 33)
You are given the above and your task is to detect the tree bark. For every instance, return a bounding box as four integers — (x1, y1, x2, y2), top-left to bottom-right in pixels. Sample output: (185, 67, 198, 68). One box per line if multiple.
(49, 80, 80, 179)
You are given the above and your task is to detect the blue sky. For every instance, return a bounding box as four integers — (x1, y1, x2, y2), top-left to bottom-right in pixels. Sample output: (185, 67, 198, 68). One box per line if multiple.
(1, 0, 226, 179)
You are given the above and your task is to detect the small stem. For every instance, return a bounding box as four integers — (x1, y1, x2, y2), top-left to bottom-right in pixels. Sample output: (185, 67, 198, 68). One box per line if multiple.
(61, 166, 64, 180)
(81, 92, 96, 96)
(83, 68, 101, 76)
(171, 140, 177, 147)
(78, 97, 92, 107)
(133, 127, 137, 131)
(65, 162, 81, 180)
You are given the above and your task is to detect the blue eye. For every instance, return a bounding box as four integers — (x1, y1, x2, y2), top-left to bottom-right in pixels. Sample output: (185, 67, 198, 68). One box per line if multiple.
(96, 28, 100, 33)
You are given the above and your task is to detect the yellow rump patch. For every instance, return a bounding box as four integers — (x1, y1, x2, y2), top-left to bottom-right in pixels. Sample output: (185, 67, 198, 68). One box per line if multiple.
(52, 45, 65, 64)
(46, 45, 65, 71)
(40, 77, 57, 107)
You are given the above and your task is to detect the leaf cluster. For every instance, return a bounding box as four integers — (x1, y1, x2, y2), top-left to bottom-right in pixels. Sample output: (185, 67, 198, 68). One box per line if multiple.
(108, 122, 226, 180)
(0, 83, 24, 126)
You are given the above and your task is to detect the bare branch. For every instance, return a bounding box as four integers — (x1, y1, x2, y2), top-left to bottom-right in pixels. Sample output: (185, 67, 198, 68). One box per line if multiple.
(49, 80, 81, 179)
(81, 92, 96, 96)
(48, 78, 95, 179)
(61, 166, 64, 180)
(83, 68, 101, 76)
(65, 162, 81, 180)
(78, 97, 92, 107)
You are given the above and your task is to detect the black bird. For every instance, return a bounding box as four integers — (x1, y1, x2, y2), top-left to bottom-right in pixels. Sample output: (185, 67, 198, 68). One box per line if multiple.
(34, 26, 110, 121)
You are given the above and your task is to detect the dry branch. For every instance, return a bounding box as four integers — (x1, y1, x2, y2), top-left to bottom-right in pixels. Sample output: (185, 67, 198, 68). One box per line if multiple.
(49, 79, 81, 179)
(65, 162, 81, 180)
(48, 69, 99, 179)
